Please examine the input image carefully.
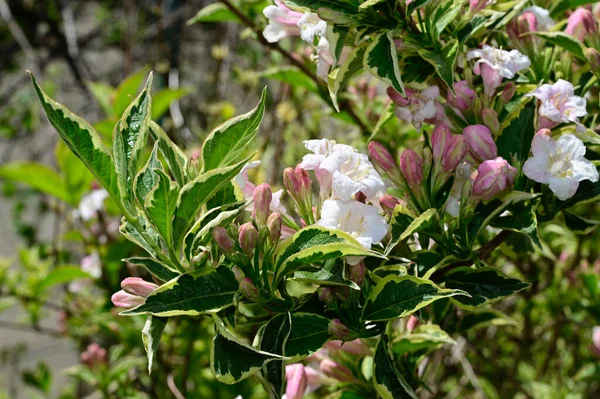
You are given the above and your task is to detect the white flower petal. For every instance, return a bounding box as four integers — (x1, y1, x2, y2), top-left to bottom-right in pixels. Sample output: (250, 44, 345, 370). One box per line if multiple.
(548, 176, 579, 201)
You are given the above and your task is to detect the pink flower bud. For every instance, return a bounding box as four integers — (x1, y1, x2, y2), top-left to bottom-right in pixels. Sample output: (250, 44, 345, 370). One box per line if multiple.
(347, 261, 366, 286)
(508, 11, 537, 48)
(592, 326, 600, 359)
(464, 125, 497, 162)
(443, 136, 468, 173)
(380, 195, 402, 215)
(406, 315, 420, 332)
(469, 0, 489, 13)
(283, 167, 302, 194)
(239, 222, 258, 254)
(586, 47, 600, 72)
(239, 277, 261, 302)
(80, 343, 107, 369)
(368, 141, 398, 174)
(481, 108, 500, 134)
(285, 364, 307, 399)
(431, 124, 452, 165)
(566, 8, 597, 41)
(295, 166, 311, 192)
(231, 266, 245, 282)
(121, 277, 158, 297)
(328, 318, 350, 340)
(447, 81, 475, 111)
(252, 183, 272, 226)
(319, 359, 354, 382)
(212, 226, 234, 254)
(472, 157, 517, 200)
(267, 212, 283, 243)
(501, 82, 516, 103)
(318, 287, 336, 305)
(479, 63, 502, 97)
(399, 149, 424, 187)
(387, 87, 414, 106)
(111, 290, 145, 308)
(326, 339, 371, 356)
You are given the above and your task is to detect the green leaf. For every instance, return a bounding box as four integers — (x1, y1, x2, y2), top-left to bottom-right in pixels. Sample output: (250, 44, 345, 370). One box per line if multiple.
(418, 39, 458, 89)
(387, 208, 436, 255)
(113, 73, 153, 208)
(30, 73, 120, 202)
(187, 3, 240, 24)
(491, 203, 541, 247)
(172, 158, 250, 248)
(329, 46, 367, 111)
(407, 0, 432, 14)
(371, 264, 409, 282)
(292, 261, 359, 290)
(87, 81, 115, 117)
(0, 162, 73, 205)
(145, 169, 179, 246)
(364, 31, 404, 95)
(211, 323, 284, 384)
(201, 88, 266, 171)
(288, 0, 360, 15)
(284, 313, 331, 359)
(141, 316, 168, 374)
(149, 121, 188, 186)
(119, 214, 160, 257)
(121, 267, 238, 316)
(134, 142, 162, 203)
(326, 25, 349, 67)
(373, 334, 417, 399)
(444, 267, 530, 308)
(458, 309, 517, 332)
(252, 68, 318, 93)
(152, 88, 190, 120)
(274, 226, 381, 284)
(551, 0, 598, 17)
(564, 211, 600, 235)
(532, 32, 587, 61)
(113, 68, 149, 117)
(391, 324, 455, 355)
(362, 276, 468, 321)
(39, 266, 92, 291)
(496, 98, 535, 162)
(124, 257, 179, 282)
(259, 313, 292, 398)
(359, 0, 386, 9)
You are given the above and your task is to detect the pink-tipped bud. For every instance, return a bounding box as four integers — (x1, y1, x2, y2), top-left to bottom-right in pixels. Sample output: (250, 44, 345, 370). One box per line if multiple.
(252, 183, 272, 226)
(347, 261, 366, 286)
(464, 125, 497, 162)
(239, 277, 261, 302)
(121, 277, 158, 297)
(447, 81, 475, 111)
(479, 63, 502, 97)
(319, 359, 354, 382)
(283, 167, 302, 194)
(566, 8, 597, 41)
(328, 318, 350, 340)
(111, 290, 145, 308)
(406, 315, 420, 332)
(501, 82, 516, 104)
(267, 212, 283, 243)
(231, 266, 245, 282)
(325, 339, 371, 356)
(431, 124, 452, 165)
(481, 108, 500, 133)
(508, 11, 537, 48)
(80, 343, 107, 369)
(399, 149, 424, 187)
(472, 157, 517, 200)
(285, 364, 307, 399)
(239, 222, 259, 254)
(318, 287, 336, 305)
(212, 226, 234, 254)
(380, 195, 401, 216)
(387, 87, 414, 106)
(443, 136, 468, 173)
(469, 0, 489, 13)
(368, 141, 398, 174)
(295, 166, 311, 191)
(586, 47, 600, 72)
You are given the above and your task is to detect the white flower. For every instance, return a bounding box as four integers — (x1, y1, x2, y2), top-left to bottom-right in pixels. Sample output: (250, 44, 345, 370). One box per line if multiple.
(524, 6, 555, 31)
(317, 199, 388, 250)
(262, 0, 303, 43)
(77, 189, 108, 220)
(523, 133, 599, 201)
(445, 163, 475, 217)
(525, 79, 587, 131)
(234, 161, 287, 214)
(466, 45, 530, 79)
(390, 86, 440, 130)
(299, 140, 385, 201)
(70, 252, 101, 292)
(297, 12, 327, 43)
(316, 37, 334, 78)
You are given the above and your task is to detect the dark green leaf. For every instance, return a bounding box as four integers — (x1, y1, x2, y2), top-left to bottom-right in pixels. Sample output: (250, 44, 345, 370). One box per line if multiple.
(364, 32, 404, 95)
(144, 169, 179, 246)
(125, 257, 179, 283)
(496, 99, 535, 162)
(373, 334, 417, 399)
(149, 121, 188, 186)
(418, 39, 458, 89)
(259, 313, 292, 398)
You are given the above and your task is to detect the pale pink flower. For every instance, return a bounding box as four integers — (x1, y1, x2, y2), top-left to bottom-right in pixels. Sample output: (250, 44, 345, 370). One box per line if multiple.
(388, 86, 441, 129)
(262, 0, 302, 43)
(525, 80, 587, 132)
(472, 157, 517, 200)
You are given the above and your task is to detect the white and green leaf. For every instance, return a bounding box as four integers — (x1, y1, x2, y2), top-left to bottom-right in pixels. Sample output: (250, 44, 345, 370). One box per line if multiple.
(364, 31, 404, 95)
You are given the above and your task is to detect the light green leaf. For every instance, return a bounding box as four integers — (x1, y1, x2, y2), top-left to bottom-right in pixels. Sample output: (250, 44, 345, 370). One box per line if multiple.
(0, 162, 73, 205)
(187, 3, 240, 24)
(373, 334, 417, 399)
(201, 89, 265, 171)
(418, 39, 458, 89)
(121, 267, 238, 316)
(362, 275, 468, 321)
(391, 324, 455, 354)
(124, 257, 179, 283)
(387, 208, 436, 255)
(113, 68, 149, 117)
(458, 309, 517, 332)
(371, 264, 408, 282)
(292, 261, 359, 290)
(86, 81, 114, 117)
(444, 267, 530, 308)
(142, 316, 168, 374)
(144, 169, 179, 246)
(30, 73, 120, 202)
(326, 25, 349, 67)
(134, 142, 162, 203)
(274, 226, 382, 284)
(113, 73, 153, 208)
(329, 46, 367, 111)
(39, 266, 92, 291)
(151, 88, 190, 120)
(532, 32, 587, 61)
(252, 68, 318, 93)
(119, 212, 163, 258)
(149, 121, 188, 186)
(364, 31, 404, 95)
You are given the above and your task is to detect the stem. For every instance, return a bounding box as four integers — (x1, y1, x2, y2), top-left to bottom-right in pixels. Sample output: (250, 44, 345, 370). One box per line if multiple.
(218, 0, 370, 134)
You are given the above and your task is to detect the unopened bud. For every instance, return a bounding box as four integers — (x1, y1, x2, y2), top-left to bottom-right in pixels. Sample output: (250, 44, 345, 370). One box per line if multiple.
(501, 82, 516, 103)
(80, 343, 107, 369)
(481, 108, 500, 133)
(239, 277, 261, 302)
(472, 157, 517, 200)
(318, 287, 336, 305)
(252, 183, 272, 226)
(319, 359, 354, 382)
(285, 364, 307, 399)
(463, 124, 497, 163)
(586, 47, 600, 72)
(443, 136, 468, 173)
(431, 124, 452, 165)
(368, 141, 399, 174)
(347, 261, 366, 286)
(231, 266, 245, 282)
(328, 318, 350, 340)
(447, 81, 475, 111)
(239, 222, 258, 254)
(399, 149, 424, 187)
(566, 8, 597, 41)
(212, 226, 234, 254)
(387, 87, 413, 106)
(283, 167, 303, 195)
(111, 290, 145, 308)
(295, 166, 311, 192)
(380, 195, 401, 215)
(267, 212, 283, 243)
(469, 0, 488, 13)
(121, 277, 158, 297)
